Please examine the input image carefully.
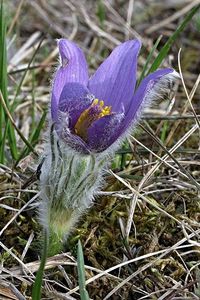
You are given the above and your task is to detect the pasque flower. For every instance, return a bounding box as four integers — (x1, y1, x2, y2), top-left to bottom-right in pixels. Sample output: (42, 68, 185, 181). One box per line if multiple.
(34, 40, 177, 298)
(51, 39, 175, 154)
(39, 38, 177, 244)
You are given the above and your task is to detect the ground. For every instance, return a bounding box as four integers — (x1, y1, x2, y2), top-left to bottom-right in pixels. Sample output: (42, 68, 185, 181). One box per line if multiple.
(0, 0, 200, 299)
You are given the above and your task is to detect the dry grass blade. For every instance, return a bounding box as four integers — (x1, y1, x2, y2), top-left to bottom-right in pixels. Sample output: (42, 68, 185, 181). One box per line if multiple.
(125, 0, 134, 39)
(0, 193, 39, 237)
(111, 171, 192, 230)
(7, 0, 25, 36)
(125, 122, 199, 239)
(178, 48, 200, 128)
(102, 226, 200, 299)
(0, 241, 34, 277)
(79, 3, 120, 46)
(65, 240, 198, 297)
(146, 0, 200, 34)
(0, 281, 26, 300)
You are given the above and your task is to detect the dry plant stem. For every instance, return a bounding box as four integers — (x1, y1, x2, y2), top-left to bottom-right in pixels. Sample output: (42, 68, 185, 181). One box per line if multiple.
(146, 0, 200, 34)
(0, 281, 26, 300)
(65, 237, 199, 296)
(1, 267, 30, 284)
(125, 92, 200, 238)
(30, 2, 67, 37)
(111, 172, 191, 230)
(79, 3, 120, 46)
(0, 192, 39, 237)
(178, 48, 200, 128)
(140, 123, 199, 188)
(164, 72, 200, 148)
(20, 232, 34, 261)
(125, 0, 134, 39)
(125, 123, 199, 238)
(102, 230, 200, 299)
(130, 136, 188, 178)
(184, 261, 200, 287)
(156, 281, 183, 300)
(0, 241, 34, 278)
(7, 0, 25, 35)
(9, 253, 120, 284)
(103, 0, 141, 40)
(139, 283, 182, 300)
(8, 32, 41, 71)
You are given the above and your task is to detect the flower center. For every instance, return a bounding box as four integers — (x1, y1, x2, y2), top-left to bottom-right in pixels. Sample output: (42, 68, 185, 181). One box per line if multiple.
(74, 99, 111, 141)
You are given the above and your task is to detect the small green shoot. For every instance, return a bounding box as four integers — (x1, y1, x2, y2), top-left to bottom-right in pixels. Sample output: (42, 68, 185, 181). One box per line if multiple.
(77, 240, 90, 300)
(160, 120, 169, 143)
(32, 230, 49, 300)
(97, 0, 106, 29)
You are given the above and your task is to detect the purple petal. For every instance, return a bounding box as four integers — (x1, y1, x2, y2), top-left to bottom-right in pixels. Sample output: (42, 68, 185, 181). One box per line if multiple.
(55, 122, 91, 154)
(120, 68, 174, 134)
(87, 113, 124, 152)
(88, 39, 141, 113)
(58, 82, 94, 129)
(51, 39, 88, 120)
(62, 132, 91, 154)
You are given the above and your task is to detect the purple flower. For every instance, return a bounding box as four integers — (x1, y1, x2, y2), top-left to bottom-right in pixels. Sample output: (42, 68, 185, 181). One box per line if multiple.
(51, 39, 175, 154)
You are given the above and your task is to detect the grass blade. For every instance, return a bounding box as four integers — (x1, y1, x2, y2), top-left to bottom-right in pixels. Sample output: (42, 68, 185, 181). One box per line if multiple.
(0, 0, 18, 162)
(0, 90, 38, 157)
(138, 35, 162, 85)
(32, 230, 48, 300)
(97, 0, 106, 28)
(0, 0, 7, 162)
(77, 240, 90, 300)
(12, 35, 44, 105)
(16, 109, 47, 164)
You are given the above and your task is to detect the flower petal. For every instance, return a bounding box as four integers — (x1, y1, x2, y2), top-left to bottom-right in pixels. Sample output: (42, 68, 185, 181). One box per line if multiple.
(58, 82, 94, 129)
(87, 113, 124, 152)
(88, 39, 141, 112)
(51, 39, 89, 120)
(61, 131, 91, 154)
(120, 68, 175, 134)
(55, 119, 91, 154)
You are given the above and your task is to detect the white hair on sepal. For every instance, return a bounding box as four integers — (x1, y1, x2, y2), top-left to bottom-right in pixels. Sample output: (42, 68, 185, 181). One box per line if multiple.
(37, 191, 49, 230)
(144, 70, 180, 105)
(38, 123, 108, 241)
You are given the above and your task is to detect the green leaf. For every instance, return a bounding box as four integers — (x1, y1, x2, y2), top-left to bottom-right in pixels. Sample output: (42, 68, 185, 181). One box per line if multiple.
(0, 0, 17, 162)
(77, 240, 90, 300)
(138, 35, 162, 86)
(32, 230, 48, 300)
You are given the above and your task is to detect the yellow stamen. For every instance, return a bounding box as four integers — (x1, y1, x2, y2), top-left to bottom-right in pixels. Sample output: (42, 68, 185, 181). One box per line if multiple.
(99, 100, 104, 107)
(74, 98, 112, 141)
(93, 98, 99, 105)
